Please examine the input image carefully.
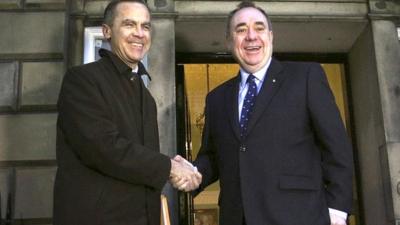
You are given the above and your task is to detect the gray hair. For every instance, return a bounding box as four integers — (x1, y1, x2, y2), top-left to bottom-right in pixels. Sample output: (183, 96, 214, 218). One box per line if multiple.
(226, 1, 272, 39)
(103, 0, 151, 26)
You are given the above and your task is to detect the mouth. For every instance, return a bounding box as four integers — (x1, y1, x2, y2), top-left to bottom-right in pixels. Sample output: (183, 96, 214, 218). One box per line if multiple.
(244, 45, 261, 52)
(129, 42, 144, 49)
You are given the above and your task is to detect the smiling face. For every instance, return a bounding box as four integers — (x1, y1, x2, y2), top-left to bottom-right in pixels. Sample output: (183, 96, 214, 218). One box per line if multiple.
(227, 7, 273, 73)
(102, 2, 151, 69)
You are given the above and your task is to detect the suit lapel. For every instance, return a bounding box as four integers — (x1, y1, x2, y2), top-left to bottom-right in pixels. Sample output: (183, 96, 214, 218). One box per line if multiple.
(246, 59, 286, 136)
(225, 73, 241, 141)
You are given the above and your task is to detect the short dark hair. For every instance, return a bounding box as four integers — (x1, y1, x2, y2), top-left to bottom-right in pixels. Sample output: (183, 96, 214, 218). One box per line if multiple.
(226, 1, 272, 38)
(103, 0, 151, 26)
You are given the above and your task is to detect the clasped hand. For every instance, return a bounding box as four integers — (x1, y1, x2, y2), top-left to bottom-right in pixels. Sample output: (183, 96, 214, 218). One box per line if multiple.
(170, 155, 202, 192)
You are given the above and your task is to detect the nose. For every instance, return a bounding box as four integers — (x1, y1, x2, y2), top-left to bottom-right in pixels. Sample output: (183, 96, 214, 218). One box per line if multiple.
(246, 28, 257, 41)
(133, 26, 144, 38)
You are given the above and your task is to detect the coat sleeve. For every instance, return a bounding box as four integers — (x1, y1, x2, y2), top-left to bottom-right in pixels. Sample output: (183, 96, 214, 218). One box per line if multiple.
(193, 94, 220, 194)
(57, 67, 171, 190)
(306, 63, 353, 213)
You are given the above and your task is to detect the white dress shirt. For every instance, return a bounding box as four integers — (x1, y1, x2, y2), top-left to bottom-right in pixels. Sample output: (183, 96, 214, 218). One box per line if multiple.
(238, 58, 271, 120)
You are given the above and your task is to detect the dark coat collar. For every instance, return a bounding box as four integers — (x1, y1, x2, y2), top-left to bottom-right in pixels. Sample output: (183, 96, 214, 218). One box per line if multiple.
(99, 48, 151, 80)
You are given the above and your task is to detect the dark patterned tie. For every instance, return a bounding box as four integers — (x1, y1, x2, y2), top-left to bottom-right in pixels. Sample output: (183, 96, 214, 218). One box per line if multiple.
(240, 74, 258, 137)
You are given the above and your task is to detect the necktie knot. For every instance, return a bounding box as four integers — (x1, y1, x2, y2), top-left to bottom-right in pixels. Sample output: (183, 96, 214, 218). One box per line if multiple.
(130, 72, 140, 82)
(246, 74, 256, 84)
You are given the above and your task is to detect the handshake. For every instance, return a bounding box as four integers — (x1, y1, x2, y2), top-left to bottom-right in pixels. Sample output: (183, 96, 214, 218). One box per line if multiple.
(169, 155, 202, 192)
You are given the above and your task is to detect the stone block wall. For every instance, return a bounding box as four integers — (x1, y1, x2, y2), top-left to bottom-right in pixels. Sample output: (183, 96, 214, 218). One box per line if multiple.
(0, 0, 65, 224)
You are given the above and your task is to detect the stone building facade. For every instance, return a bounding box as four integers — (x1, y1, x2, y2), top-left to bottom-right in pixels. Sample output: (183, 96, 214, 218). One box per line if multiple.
(0, 0, 399, 225)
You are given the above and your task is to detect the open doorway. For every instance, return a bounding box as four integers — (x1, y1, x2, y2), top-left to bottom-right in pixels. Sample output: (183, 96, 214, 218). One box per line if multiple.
(176, 53, 359, 225)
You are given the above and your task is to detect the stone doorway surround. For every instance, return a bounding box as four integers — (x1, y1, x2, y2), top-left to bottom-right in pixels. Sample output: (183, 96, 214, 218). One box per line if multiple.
(64, 1, 400, 225)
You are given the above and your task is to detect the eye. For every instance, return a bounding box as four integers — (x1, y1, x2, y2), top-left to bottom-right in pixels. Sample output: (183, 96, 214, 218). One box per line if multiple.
(255, 26, 266, 32)
(236, 27, 247, 34)
(143, 24, 151, 31)
(124, 22, 134, 28)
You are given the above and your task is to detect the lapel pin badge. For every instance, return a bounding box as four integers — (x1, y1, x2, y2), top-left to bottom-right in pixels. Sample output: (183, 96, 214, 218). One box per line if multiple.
(272, 78, 276, 83)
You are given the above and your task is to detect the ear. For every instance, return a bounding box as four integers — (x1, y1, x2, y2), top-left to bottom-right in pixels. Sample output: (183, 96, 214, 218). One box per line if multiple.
(269, 30, 274, 43)
(102, 24, 112, 40)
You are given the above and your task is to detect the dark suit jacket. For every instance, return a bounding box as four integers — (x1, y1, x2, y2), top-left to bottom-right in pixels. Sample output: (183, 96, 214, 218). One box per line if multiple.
(54, 49, 171, 225)
(194, 59, 353, 225)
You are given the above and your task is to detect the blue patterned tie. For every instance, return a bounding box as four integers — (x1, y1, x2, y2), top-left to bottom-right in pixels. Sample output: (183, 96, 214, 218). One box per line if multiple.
(240, 74, 258, 137)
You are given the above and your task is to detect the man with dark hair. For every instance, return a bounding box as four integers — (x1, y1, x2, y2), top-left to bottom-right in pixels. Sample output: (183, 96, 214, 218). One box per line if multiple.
(53, 1, 201, 224)
(176, 1, 353, 225)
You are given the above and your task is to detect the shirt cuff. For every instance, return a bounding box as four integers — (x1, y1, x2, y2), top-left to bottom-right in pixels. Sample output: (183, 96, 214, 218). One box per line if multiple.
(329, 208, 348, 220)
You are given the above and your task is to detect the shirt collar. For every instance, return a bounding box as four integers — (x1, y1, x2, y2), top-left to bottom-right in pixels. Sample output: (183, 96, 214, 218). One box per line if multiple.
(239, 57, 272, 87)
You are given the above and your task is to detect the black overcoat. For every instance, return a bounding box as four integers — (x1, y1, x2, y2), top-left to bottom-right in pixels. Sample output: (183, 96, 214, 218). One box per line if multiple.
(54, 49, 171, 225)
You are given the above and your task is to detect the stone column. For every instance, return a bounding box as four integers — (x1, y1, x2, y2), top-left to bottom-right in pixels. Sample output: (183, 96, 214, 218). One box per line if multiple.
(371, 18, 400, 224)
(146, 0, 179, 223)
(147, 14, 178, 225)
(349, 24, 386, 225)
(369, 1, 400, 224)
(65, 0, 85, 68)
